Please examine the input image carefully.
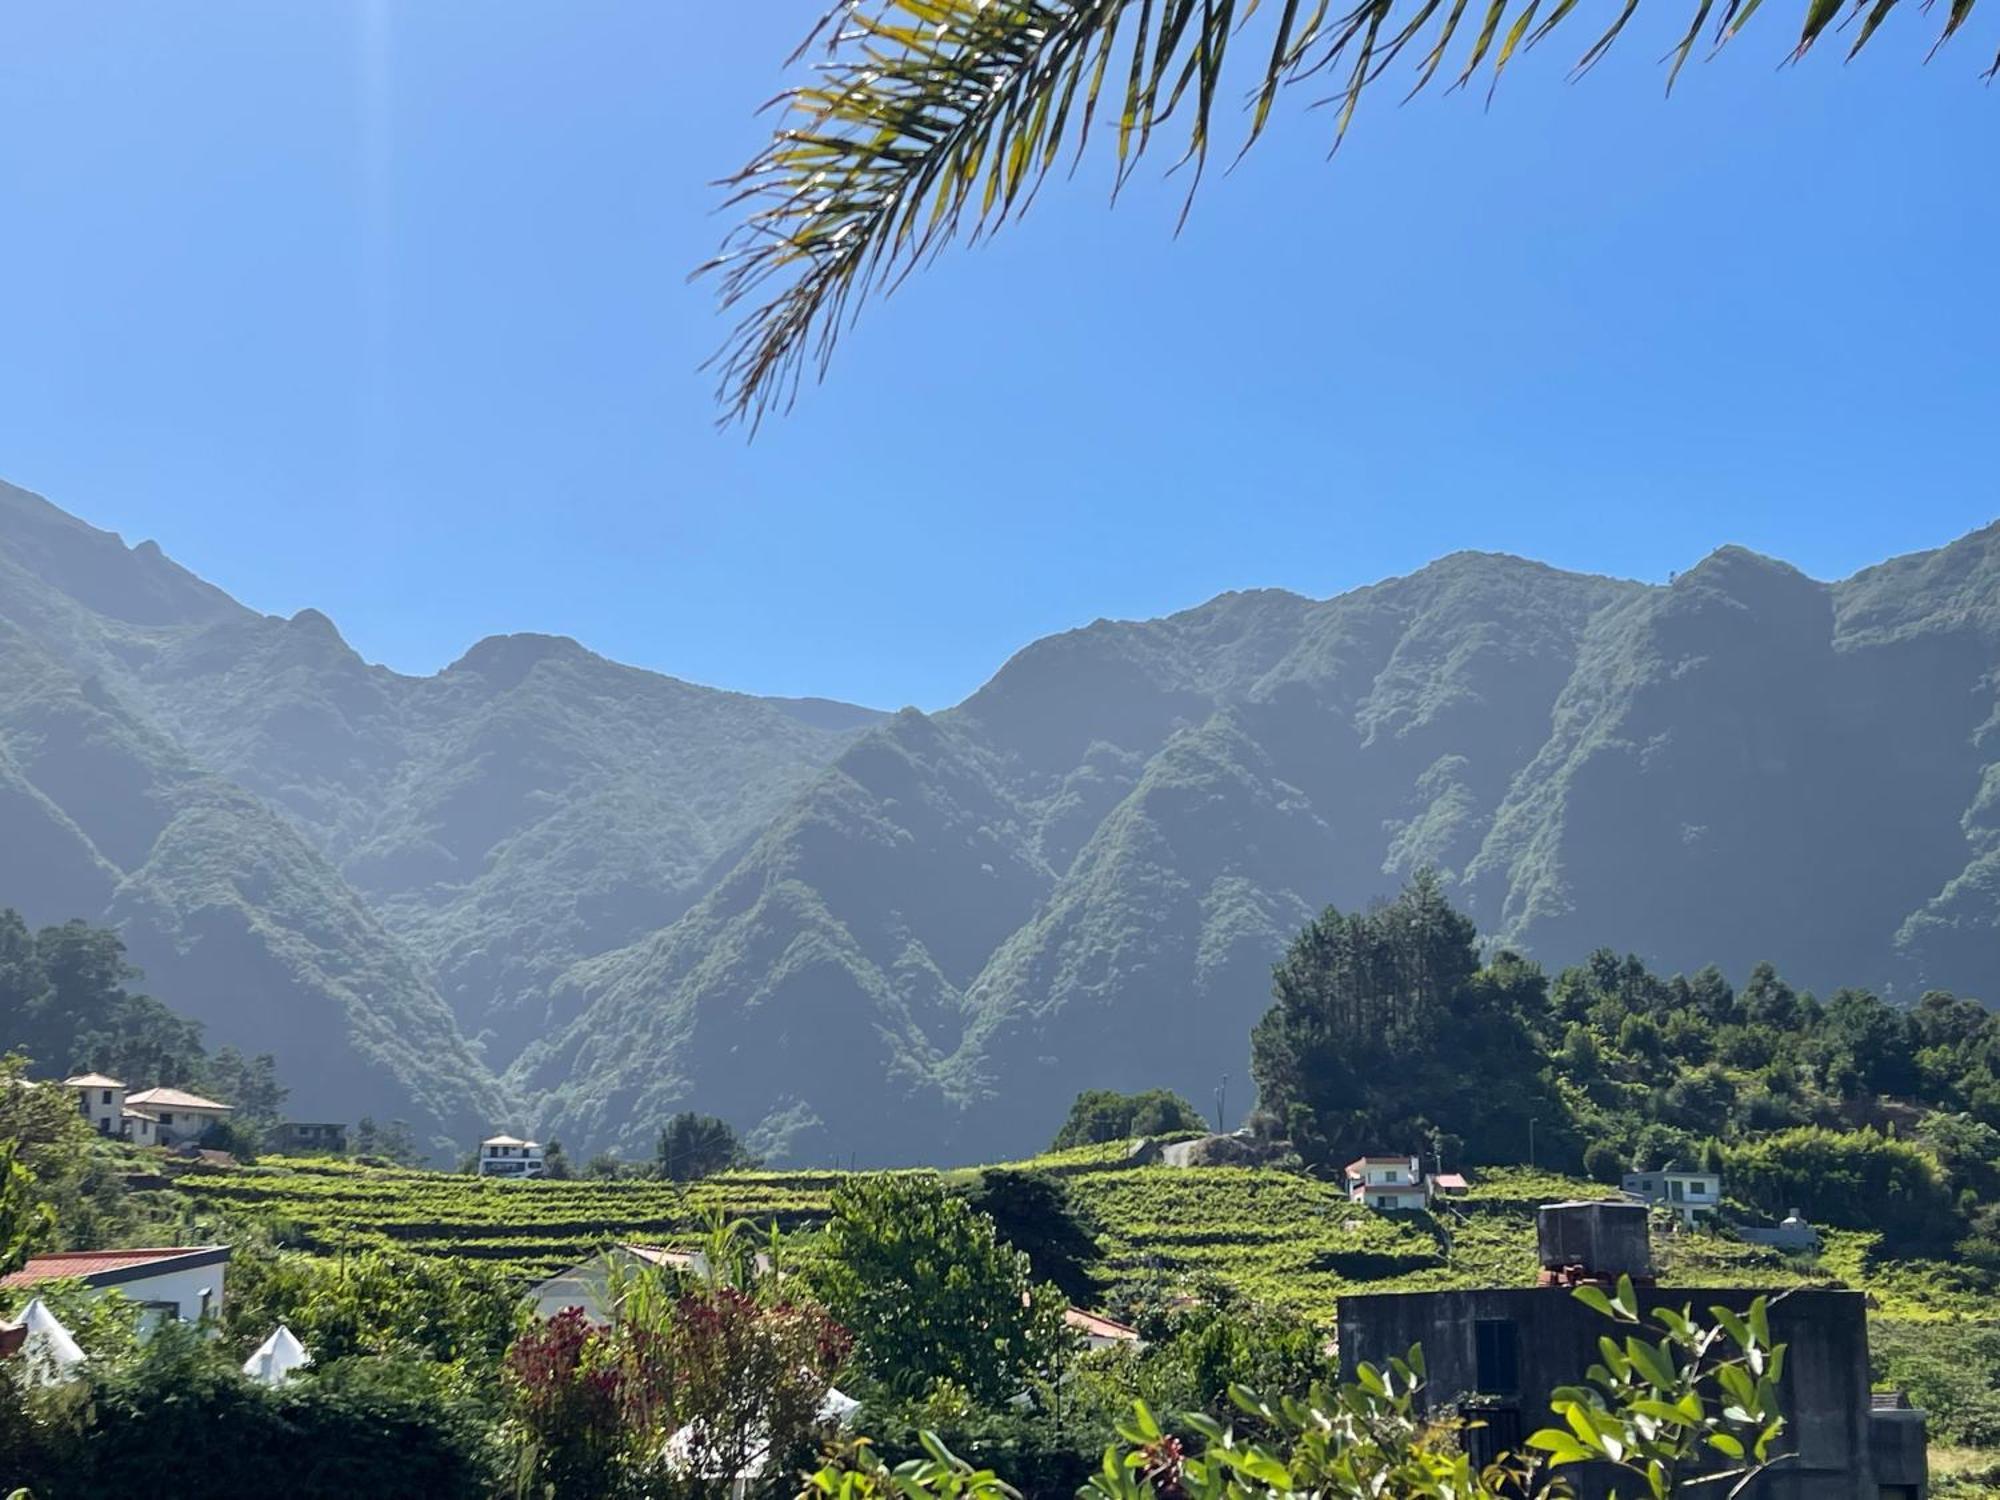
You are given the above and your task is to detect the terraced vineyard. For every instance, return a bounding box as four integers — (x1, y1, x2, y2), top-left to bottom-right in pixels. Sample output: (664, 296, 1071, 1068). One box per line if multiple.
(173, 1150, 1982, 1327)
(175, 1157, 851, 1280)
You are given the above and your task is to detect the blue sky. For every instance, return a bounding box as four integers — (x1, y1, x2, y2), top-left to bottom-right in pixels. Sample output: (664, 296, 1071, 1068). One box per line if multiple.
(0, 3, 1994, 710)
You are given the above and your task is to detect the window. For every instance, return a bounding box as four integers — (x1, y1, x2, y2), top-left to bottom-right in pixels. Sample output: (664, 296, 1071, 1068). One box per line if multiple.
(1670, 1179, 1685, 1202)
(101, 1089, 113, 1104)
(1474, 1320, 1520, 1395)
(160, 1112, 174, 1126)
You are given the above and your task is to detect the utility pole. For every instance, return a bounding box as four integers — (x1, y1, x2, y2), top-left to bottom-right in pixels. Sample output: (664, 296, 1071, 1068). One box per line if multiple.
(1529, 1117, 1538, 1170)
(1214, 1073, 1228, 1133)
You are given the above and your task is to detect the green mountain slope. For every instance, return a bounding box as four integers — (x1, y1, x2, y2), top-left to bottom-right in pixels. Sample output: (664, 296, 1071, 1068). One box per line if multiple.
(543, 541, 2000, 1164)
(0, 480, 880, 1068)
(0, 613, 502, 1148)
(5, 478, 1997, 1167)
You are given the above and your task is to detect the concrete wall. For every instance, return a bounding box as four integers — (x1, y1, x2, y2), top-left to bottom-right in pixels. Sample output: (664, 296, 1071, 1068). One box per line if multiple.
(1338, 1286, 1907, 1499)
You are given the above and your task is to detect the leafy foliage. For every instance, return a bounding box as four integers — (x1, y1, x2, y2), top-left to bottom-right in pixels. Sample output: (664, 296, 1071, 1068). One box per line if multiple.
(656, 1110, 760, 1182)
(1053, 1090, 1206, 1150)
(503, 1264, 849, 1499)
(813, 1174, 1072, 1402)
(1251, 873, 1562, 1169)
(953, 1168, 1104, 1304)
(707, 0, 2000, 424)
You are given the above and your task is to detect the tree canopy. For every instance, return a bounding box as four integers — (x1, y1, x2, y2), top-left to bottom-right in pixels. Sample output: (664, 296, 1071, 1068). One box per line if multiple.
(812, 1174, 1070, 1402)
(1249, 871, 1561, 1169)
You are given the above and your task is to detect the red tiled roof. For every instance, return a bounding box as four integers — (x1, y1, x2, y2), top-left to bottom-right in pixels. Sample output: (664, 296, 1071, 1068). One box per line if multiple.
(1065, 1307, 1142, 1341)
(1433, 1173, 1470, 1190)
(0, 1247, 221, 1290)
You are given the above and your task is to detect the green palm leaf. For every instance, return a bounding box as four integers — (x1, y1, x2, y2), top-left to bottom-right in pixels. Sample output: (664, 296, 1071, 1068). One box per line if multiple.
(702, 0, 1993, 426)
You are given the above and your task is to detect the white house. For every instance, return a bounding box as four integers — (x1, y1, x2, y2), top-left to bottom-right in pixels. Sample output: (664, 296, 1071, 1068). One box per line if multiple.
(1621, 1166, 1722, 1226)
(123, 1086, 234, 1148)
(0, 1246, 231, 1333)
(1065, 1307, 1144, 1351)
(62, 1073, 128, 1136)
(478, 1134, 546, 1179)
(1344, 1154, 1434, 1212)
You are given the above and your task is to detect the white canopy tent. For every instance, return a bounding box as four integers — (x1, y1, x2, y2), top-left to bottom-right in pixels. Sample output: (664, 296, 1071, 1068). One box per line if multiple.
(242, 1325, 312, 1385)
(2, 1297, 87, 1385)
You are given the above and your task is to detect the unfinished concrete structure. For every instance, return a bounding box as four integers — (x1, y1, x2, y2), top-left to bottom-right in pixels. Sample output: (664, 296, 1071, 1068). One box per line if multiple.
(1338, 1202, 1926, 1499)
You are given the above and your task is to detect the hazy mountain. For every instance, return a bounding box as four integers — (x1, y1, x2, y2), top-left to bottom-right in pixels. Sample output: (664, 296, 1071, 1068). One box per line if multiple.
(0, 480, 880, 1145)
(4, 477, 1995, 1164)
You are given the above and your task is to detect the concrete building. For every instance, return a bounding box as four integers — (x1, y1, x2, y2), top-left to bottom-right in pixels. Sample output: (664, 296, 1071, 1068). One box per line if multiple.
(1622, 1165, 1723, 1226)
(123, 1086, 233, 1147)
(1742, 1211, 1823, 1255)
(267, 1121, 348, 1156)
(1344, 1154, 1434, 1212)
(1338, 1202, 1925, 1498)
(62, 1073, 127, 1136)
(478, 1134, 546, 1178)
(0, 1246, 232, 1334)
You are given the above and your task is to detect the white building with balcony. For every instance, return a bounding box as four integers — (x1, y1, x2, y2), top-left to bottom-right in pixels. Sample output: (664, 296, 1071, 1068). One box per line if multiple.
(478, 1134, 546, 1179)
(1620, 1166, 1722, 1226)
(1344, 1153, 1435, 1212)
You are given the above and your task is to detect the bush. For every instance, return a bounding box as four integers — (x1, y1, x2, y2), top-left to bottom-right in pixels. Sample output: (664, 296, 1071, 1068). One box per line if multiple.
(1052, 1089, 1206, 1150)
(1582, 1142, 1623, 1184)
(1722, 1127, 1958, 1249)
(9, 1323, 497, 1500)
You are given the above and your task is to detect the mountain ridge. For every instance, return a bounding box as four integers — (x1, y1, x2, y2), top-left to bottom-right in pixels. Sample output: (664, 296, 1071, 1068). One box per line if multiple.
(3, 475, 1995, 1164)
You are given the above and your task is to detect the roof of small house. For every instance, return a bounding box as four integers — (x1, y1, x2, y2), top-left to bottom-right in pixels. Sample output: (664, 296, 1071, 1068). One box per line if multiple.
(1345, 1154, 1418, 1170)
(124, 1087, 233, 1112)
(122, 1108, 160, 1123)
(0, 1245, 231, 1292)
(481, 1134, 539, 1149)
(1065, 1307, 1142, 1342)
(62, 1073, 125, 1089)
(1432, 1173, 1470, 1191)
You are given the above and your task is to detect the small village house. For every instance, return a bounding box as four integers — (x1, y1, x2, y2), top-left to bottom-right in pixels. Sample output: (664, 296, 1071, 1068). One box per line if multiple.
(1064, 1307, 1144, 1351)
(62, 1073, 127, 1136)
(267, 1120, 348, 1155)
(0, 1246, 232, 1334)
(123, 1086, 234, 1148)
(57, 1075, 232, 1147)
(478, 1134, 546, 1179)
(1620, 1164, 1722, 1226)
(1344, 1154, 1434, 1212)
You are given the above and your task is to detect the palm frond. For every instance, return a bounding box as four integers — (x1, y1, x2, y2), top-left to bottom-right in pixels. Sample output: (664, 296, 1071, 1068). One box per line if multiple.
(702, 0, 1992, 427)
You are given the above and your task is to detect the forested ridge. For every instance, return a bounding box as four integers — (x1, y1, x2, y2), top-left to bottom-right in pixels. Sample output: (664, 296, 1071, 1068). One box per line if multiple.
(2, 476, 1997, 1163)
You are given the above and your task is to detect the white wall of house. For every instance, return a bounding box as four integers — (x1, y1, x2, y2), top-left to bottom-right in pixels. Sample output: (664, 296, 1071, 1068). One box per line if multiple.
(151, 1106, 229, 1146)
(68, 1083, 126, 1136)
(111, 1263, 229, 1331)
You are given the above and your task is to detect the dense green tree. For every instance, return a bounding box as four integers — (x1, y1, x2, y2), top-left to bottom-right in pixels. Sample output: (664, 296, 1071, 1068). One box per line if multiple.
(0, 912, 205, 1088)
(1050, 1089, 1204, 1150)
(1250, 874, 1564, 1169)
(1723, 1126, 1957, 1249)
(953, 1168, 1103, 1304)
(813, 1174, 1069, 1402)
(654, 1111, 758, 1182)
(0, 1137, 52, 1278)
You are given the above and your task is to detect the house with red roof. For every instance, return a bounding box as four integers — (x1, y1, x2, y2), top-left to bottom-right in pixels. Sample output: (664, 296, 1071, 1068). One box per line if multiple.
(0, 1246, 231, 1333)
